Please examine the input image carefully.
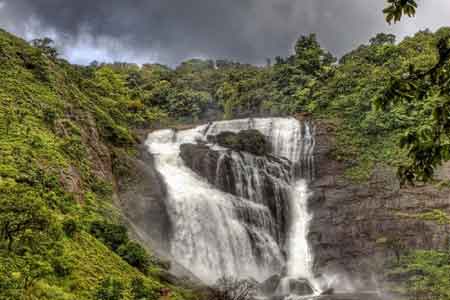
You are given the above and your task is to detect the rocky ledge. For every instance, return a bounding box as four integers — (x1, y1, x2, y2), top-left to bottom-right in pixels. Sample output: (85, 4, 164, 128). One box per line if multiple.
(206, 129, 271, 156)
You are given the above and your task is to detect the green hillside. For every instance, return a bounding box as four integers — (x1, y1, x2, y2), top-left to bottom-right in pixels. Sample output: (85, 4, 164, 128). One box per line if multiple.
(0, 29, 197, 300)
(0, 24, 449, 299)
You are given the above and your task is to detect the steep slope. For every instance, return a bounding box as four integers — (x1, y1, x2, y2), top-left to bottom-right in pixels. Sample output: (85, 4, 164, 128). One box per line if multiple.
(0, 29, 197, 300)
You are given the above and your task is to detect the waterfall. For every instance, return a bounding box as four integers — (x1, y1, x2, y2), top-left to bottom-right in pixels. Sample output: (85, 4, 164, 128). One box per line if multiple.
(146, 118, 316, 289)
(287, 180, 314, 279)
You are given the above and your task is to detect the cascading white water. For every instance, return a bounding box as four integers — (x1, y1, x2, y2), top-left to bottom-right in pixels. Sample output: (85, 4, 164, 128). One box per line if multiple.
(287, 180, 314, 279)
(206, 118, 315, 179)
(146, 126, 284, 283)
(146, 118, 316, 289)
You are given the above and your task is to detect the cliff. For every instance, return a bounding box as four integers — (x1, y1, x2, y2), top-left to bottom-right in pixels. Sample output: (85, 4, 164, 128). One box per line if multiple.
(309, 121, 450, 289)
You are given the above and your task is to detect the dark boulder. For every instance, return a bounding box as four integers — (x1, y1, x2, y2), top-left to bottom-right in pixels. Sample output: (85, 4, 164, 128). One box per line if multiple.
(321, 288, 335, 295)
(207, 129, 270, 156)
(207, 131, 237, 147)
(179, 143, 223, 187)
(286, 278, 314, 296)
(262, 276, 315, 299)
(259, 274, 282, 295)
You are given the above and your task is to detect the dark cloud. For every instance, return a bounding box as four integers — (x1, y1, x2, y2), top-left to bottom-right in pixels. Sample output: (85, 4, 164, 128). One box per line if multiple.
(0, 0, 449, 66)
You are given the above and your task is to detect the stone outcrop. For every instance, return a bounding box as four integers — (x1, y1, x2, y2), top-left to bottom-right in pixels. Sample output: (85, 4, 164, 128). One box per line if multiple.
(207, 129, 271, 156)
(180, 143, 291, 197)
(180, 142, 292, 246)
(308, 120, 450, 289)
(286, 278, 314, 296)
(259, 276, 314, 298)
(116, 143, 172, 253)
(259, 274, 282, 295)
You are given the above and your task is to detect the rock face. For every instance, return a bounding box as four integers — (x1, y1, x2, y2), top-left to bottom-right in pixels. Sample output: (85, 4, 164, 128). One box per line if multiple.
(125, 118, 450, 292)
(259, 274, 282, 295)
(116, 143, 172, 253)
(308, 121, 450, 289)
(180, 142, 292, 246)
(116, 141, 200, 281)
(180, 143, 292, 198)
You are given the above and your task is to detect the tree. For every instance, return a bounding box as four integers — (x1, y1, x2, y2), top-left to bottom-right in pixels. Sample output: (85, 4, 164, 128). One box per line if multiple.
(31, 37, 59, 59)
(94, 67, 128, 98)
(383, 0, 418, 24)
(62, 218, 79, 238)
(217, 82, 238, 119)
(16, 254, 53, 293)
(378, 3, 450, 183)
(269, 34, 335, 114)
(89, 221, 128, 251)
(370, 33, 396, 46)
(293, 34, 335, 75)
(0, 180, 51, 251)
(166, 89, 210, 120)
(117, 241, 150, 274)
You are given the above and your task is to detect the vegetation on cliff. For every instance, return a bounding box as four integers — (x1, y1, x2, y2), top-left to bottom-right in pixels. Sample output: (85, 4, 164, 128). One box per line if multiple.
(207, 130, 271, 156)
(0, 29, 197, 300)
(0, 1, 449, 297)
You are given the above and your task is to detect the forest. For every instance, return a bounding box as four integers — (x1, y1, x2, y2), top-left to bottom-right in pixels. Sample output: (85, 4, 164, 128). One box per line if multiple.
(0, 3, 450, 298)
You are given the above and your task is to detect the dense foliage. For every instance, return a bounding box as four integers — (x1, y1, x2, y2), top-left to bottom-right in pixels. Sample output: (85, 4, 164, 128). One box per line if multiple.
(376, 33, 450, 183)
(0, 12, 449, 298)
(0, 29, 196, 300)
(387, 249, 450, 300)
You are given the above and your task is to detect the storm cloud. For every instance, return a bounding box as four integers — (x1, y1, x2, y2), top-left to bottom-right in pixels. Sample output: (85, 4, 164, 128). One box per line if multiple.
(0, 0, 449, 66)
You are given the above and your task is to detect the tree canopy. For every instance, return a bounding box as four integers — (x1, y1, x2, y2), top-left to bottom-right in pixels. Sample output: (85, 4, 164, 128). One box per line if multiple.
(384, 0, 418, 24)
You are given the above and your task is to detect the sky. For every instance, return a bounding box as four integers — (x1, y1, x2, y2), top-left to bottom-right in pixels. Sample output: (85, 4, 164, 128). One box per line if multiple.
(0, 0, 449, 66)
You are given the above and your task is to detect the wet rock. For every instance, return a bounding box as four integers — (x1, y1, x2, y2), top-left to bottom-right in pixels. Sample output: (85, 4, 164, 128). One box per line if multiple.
(321, 288, 335, 295)
(180, 142, 292, 245)
(274, 277, 314, 297)
(259, 274, 281, 295)
(207, 129, 271, 156)
(289, 278, 314, 296)
(117, 143, 172, 252)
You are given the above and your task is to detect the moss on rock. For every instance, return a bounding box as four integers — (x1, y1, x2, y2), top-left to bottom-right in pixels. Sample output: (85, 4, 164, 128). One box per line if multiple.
(208, 129, 270, 156)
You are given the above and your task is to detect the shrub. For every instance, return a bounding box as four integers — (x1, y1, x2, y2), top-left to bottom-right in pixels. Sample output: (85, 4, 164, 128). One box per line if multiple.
(131, 277, 159, 300)
(52, 256, 73, 277)
(117, 241, 150, 274)
(0, 183, 52, 251)
(62, 218, 79, 238)
(96, 277, 125, 300)
(89, 221, 128, 251)
(42, 107, 58, 126)
(90, 177, 113, 198)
